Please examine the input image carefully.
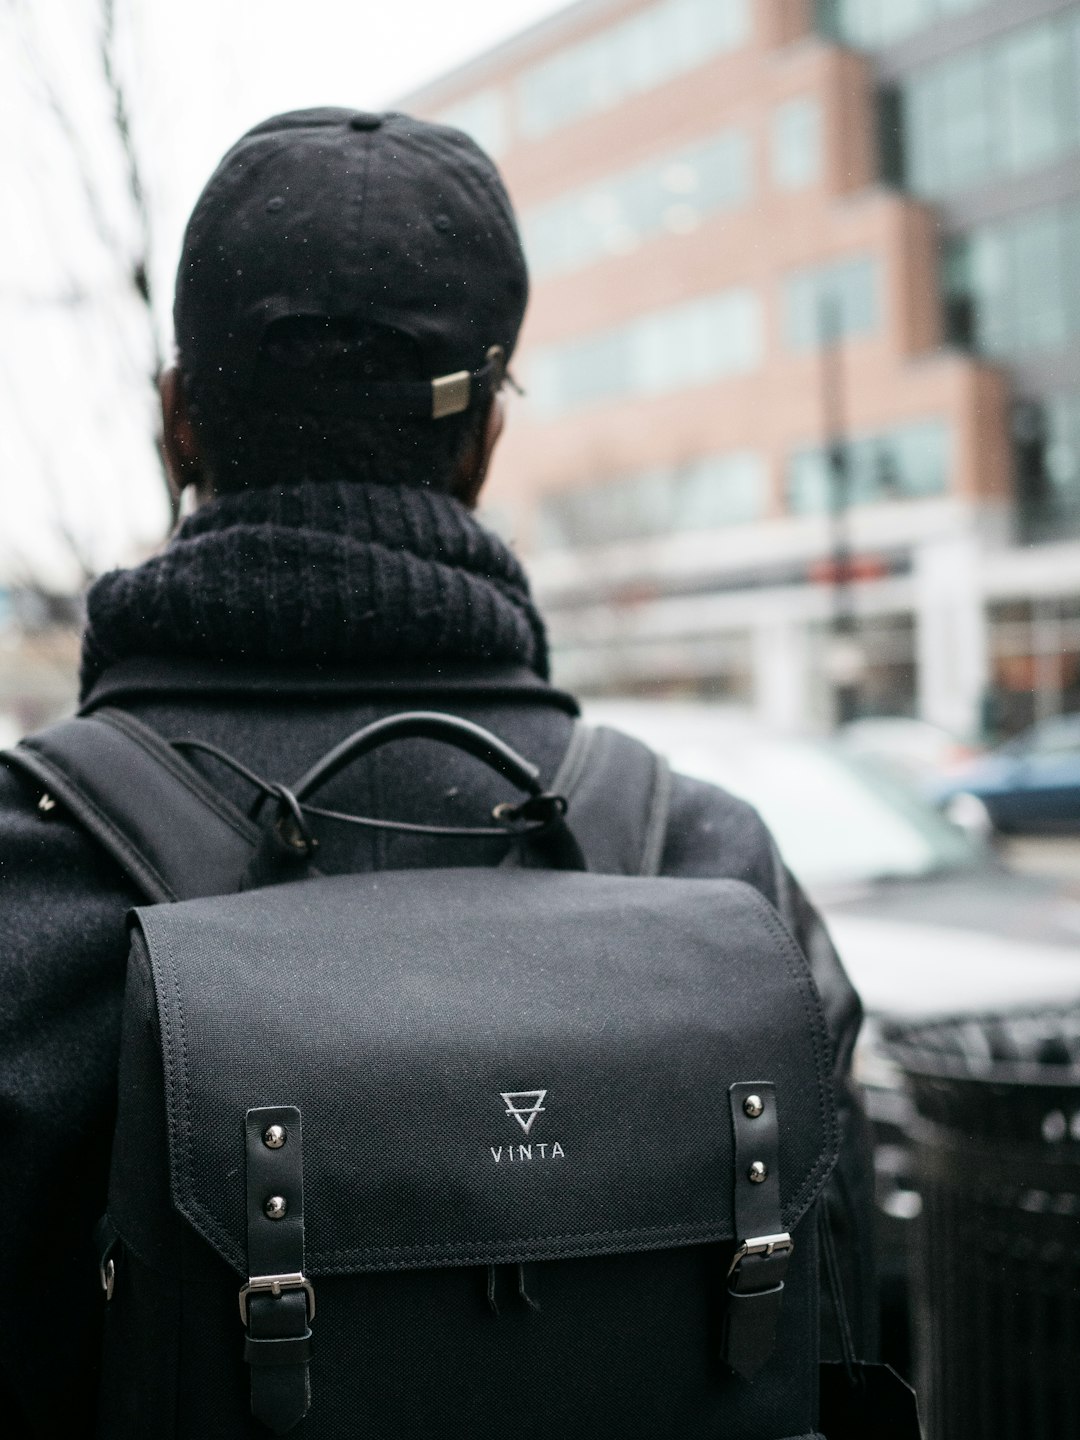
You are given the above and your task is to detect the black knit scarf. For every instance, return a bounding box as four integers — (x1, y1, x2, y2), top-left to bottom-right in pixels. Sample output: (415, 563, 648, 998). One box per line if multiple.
(80, 481, 548, 698)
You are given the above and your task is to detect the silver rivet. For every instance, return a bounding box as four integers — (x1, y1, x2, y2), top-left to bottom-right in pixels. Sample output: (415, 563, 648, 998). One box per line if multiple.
(263, 1124, 287, 1150)
(743, 1094, 764, 1119)
(264, 1195, 288, 1220)
(748, 1161, 767, 1184)
(38, 793, 56, 813)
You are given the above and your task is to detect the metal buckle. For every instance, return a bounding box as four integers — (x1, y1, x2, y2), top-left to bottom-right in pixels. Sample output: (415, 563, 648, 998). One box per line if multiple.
(431, 370, 471, 419)
(238, 1272, 316, 1324)
(727, 1232, 793, 1279)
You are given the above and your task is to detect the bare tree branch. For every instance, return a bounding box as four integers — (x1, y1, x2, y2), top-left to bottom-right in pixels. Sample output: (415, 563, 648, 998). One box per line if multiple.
(7, 0, 175, 564)
(100, 0, 163, 380)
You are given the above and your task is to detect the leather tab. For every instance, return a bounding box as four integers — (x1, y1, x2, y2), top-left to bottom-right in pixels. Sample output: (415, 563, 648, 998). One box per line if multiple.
(730, 1082, 781, 1241)
(244, 1331, 314, 1367)
(244, 1106, 311, 1432)
(723, 1082, 789, 1380)
(723, 1279, 786, 1377)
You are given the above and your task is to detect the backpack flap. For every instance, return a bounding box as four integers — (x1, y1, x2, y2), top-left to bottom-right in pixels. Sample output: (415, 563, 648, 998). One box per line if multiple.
(116, 868, 839, 1426)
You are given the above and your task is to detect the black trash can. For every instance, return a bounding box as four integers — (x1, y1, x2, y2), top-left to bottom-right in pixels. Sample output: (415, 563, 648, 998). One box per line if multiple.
(884, 1007, 1080, 1440)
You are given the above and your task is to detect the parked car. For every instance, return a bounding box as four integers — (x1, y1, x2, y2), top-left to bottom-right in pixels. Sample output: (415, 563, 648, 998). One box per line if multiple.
(931, 712, 1080, 835)
(584, 702, 1080, 1006)
(586, 701, 1080, 1371)
(837, 716, 981, 788)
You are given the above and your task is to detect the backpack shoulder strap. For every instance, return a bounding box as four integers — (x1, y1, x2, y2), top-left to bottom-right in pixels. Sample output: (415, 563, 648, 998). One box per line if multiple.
(551, 723, 671, 876)
(1, 707, 261, 902)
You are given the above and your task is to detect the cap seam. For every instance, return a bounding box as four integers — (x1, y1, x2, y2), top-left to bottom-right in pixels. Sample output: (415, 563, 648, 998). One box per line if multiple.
(350, 124, 377, 314)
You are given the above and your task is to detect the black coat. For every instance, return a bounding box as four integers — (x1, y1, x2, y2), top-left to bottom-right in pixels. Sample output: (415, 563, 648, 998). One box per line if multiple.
(0, 655, 875, 1437)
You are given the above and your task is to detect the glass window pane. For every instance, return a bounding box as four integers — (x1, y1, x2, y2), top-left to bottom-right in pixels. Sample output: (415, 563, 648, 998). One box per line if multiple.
(698, 0, 751, 49)
(995, 23, 1066, 174)
(938, 51, 990, 191)
(1065, 203, 1080, 339)
(523, 126, 751, 279)
(433, 90, 507, 158)
(967, 229, 1011, 355)
(771, 98, 823, 190)
(900, 14, 1080, 196)
(515, 0, 750, 139)
(1045, 395, 1080, 508)
(902, 72, 942, 196)
(828, 0, 996, 49)
(838, 256, 878, 336)
(784, 271, 818, 350)
(889, 421, 949, 496)
(877, 0, 932, 46)
(956, 199, 1080, 362)
(526, 288, 764, 415)
(1011, 209, 1067, 354)
(846, 434, 878, 503)
(535, 446, 767, 551)
(788, 449, 831, 514)
(674, 452, 767, 528)
(610, 12, 663, 94)
(783, 255, 880, 351)
(787, 419, 948, 511)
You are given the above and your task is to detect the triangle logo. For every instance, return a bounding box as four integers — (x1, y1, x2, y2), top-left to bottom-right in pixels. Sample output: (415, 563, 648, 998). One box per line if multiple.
(501, 1090, 547, 1135)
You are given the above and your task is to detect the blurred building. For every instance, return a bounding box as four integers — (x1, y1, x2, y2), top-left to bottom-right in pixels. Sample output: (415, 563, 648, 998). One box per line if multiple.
(0, 588, 82, 734)
(404, 0, 1080, 736)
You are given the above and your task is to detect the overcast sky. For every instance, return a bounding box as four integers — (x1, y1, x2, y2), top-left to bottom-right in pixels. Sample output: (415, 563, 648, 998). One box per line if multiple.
(0, 0, 566, 586)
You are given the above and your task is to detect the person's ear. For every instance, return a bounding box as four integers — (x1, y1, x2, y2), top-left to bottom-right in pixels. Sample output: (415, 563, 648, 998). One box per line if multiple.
(159, 366, 206, 503)
(452, 394, 505, 510)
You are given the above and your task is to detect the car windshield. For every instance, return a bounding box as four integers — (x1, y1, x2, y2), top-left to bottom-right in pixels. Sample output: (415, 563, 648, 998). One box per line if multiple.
(585, 705, 981, 888)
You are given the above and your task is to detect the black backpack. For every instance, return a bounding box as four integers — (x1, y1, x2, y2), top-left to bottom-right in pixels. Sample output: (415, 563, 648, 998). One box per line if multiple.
(6, 705, 891, 1440)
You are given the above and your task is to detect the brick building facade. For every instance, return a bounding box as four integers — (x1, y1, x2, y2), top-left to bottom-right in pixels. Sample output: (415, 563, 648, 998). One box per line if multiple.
(404, 0, 1080, 737)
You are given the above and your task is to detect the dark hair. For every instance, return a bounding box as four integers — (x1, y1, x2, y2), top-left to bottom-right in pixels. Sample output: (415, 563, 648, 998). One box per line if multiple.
(181, 317, 486, 494)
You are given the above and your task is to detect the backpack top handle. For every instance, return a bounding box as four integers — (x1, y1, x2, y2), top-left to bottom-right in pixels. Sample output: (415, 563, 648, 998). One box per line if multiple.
(291, 710, 545, 803)
(290, 710, 585, 872)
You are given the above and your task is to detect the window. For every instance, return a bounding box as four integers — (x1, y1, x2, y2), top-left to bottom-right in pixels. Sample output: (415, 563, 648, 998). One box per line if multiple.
(1012, 394, 1080, 544)
(771, 98, 822, 190)
(523, 128, 751, 278)
(901, 13, 1080, 198)
(516, 0, 750, 139)
(945, 200, 1080, 362)
(432, 90, 508, 158)
(784, 255, 880, 351)
(816, 0, 994, 50)
(536, 451, 768, 551)
(988, 596, 1080, 737)
(787, 419, 950, 513)
(528, 288, 764, 415)
(1046, 396, 1080, 509)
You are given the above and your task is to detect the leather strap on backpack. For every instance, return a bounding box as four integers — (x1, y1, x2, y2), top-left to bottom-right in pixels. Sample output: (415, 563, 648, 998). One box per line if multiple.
(242, 1107, 313, 1434)
(2, 707, 261, 901)
(546, 723, 671, 876)
(722, 1082, 792, 1380)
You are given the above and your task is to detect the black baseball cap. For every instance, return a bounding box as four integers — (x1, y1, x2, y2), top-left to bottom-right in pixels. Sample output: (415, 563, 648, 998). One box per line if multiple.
(174, 108, 529, 421)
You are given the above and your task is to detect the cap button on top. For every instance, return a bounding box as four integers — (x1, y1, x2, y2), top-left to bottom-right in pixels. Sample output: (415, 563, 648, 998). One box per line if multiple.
(348, 113, 383, 131)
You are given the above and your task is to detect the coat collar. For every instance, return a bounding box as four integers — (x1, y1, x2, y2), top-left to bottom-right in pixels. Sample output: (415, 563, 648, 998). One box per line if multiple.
(79, 655, 580, 717)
